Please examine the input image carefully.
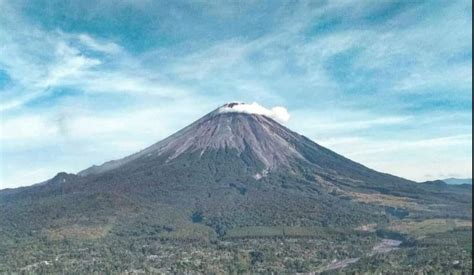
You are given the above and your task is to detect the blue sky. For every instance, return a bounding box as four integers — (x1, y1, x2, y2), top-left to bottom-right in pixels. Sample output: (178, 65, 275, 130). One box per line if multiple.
(0, 0, 471, 188)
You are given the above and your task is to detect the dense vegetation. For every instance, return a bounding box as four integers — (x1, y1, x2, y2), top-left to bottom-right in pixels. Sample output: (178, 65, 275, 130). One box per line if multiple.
(0, 225, 471, 273)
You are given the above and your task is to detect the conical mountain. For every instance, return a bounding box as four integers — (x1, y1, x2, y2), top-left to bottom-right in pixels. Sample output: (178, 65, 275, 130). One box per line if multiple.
(73, 103, 440, 197)
(77, 103, 400, 187)
(0, 103, 471, 273)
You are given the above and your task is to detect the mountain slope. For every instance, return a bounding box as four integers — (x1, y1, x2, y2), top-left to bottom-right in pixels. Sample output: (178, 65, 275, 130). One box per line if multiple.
(0, 103, 471, 273)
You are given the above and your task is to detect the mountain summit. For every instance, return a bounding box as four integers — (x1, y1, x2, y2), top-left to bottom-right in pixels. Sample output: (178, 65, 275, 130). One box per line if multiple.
(79, 102, 302, 177)
(1, 103, 471, 273)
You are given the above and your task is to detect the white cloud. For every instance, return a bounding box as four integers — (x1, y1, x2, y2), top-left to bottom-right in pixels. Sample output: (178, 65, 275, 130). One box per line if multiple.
(218, 102, 290, 123)
(77, 33, 122, 54)
(43, 42, 102, 87)
(0, 91, 47, 112)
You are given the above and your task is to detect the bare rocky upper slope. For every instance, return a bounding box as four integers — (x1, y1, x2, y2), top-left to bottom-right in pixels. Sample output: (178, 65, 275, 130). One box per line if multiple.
(79, 103, 306, 176)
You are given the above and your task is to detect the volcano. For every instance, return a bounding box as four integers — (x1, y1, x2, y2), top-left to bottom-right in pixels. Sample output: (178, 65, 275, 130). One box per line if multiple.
(0, 103, 471, 273)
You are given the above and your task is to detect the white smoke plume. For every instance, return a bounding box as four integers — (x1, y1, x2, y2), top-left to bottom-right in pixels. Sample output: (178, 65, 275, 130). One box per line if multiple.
(219, 102, 290, 123)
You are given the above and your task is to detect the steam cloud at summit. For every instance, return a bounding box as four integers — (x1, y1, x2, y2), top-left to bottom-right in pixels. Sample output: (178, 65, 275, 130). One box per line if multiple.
(218, 102, 290, 123)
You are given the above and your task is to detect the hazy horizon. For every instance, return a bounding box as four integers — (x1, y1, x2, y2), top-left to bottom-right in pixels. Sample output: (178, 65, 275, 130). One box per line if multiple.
(1, 0, 472, 189)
